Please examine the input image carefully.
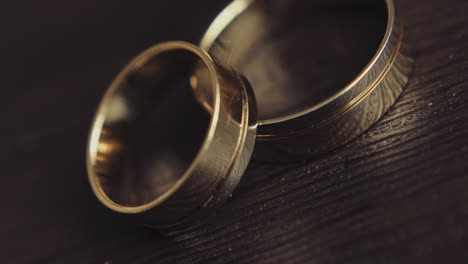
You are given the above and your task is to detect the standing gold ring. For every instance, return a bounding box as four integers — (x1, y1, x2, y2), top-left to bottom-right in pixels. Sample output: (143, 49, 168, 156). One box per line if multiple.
(87, 41, 257, 228)
(199, 0, 414, 158)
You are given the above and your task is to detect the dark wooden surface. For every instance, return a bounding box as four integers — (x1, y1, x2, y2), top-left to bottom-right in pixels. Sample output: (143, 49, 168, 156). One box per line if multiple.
(2, 0, 468, 263)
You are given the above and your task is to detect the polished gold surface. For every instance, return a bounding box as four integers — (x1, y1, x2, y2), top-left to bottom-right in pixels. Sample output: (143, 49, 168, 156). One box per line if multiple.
(87, 41, 257, 228)
(199, 0, 414, 158)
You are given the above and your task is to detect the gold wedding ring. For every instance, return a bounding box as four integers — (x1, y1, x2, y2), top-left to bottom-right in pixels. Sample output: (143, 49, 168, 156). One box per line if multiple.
(199, 0, 414, 158)
(87, 41, 257, 228)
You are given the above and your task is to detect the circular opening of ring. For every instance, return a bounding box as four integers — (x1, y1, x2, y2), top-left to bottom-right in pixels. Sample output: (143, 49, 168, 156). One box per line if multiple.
(205, 0, 388, 122)
(87, 43, 216, 211)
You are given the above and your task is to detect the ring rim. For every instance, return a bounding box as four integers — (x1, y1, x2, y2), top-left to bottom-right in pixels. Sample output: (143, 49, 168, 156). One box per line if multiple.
(87, 41, 228, 215)
(199, 0, 403, 139)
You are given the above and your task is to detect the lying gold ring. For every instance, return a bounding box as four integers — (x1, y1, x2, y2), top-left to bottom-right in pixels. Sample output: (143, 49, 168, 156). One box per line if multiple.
(199, 0, 414, 158)
(87, 41, 257, 228)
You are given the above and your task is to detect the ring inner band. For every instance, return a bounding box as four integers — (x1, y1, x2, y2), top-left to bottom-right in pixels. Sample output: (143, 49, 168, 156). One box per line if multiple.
(88, 48, 212, 208)
(201, 0, 387, 123)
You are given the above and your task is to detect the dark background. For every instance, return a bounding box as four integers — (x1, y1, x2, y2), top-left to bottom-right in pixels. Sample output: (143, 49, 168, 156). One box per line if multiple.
(2, 0, 468, 263)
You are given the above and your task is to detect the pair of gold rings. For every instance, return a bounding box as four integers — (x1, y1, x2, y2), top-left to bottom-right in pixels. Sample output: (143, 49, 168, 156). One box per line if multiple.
(87, 0, 413, 228)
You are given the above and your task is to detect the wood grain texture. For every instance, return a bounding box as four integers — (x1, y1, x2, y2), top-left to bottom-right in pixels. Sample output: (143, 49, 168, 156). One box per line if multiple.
(1, 0, 468, 263)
